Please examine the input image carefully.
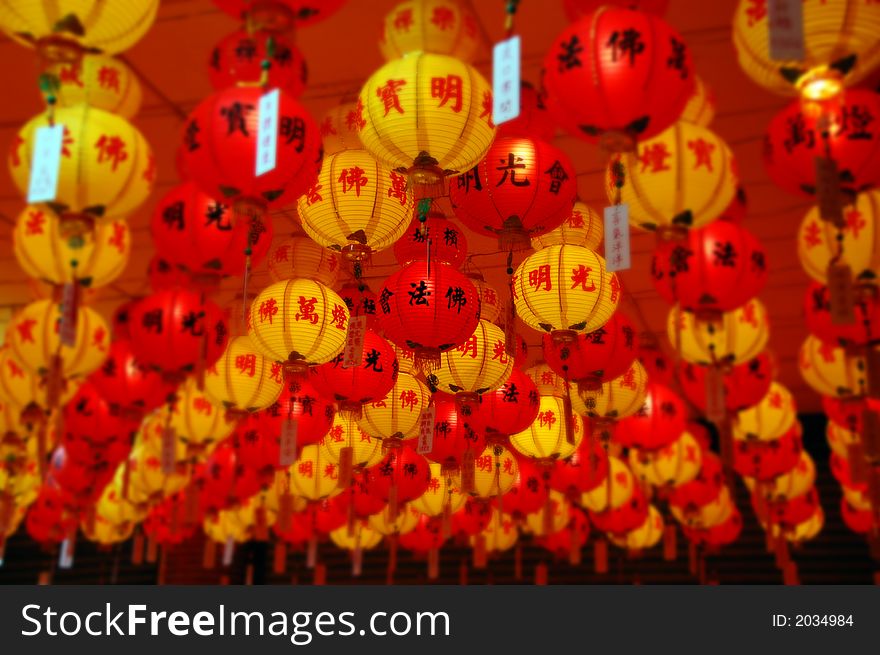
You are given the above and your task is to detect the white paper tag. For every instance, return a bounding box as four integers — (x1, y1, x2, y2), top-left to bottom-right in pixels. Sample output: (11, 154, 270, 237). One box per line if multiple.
(27, 124, 64, 203)
(342, 315, 367, 369)
(492, 36, 521, 125)
(222, 536, 235, 566)
(416, 405, 436, 455)
(604, 204, 631, 272)
(279, 419, 298, 466)
(256, 88, 280, 176)
(767, 0, 805, 61)
(58, 538, 74, 569)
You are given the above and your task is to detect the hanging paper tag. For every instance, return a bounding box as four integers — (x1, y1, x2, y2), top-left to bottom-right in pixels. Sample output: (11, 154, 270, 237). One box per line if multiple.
(704, 366, 727, 424)
(58, 281, 79, 347)
(222, 536, 235, 566)
(58, 537, 74, 569)
(767, 0, 805, 61)
(256, 88, 280, 176)
(161, 426, 176, 474)
(867, 350, 880, 403)
(827, 263, 855, 325)
(27, 124, 64, 203)
(277, 492, 294, 532)
(604, 204, 631, 272)
(492, 35, 521, 125)
(279, 419, 298, 466)
(814, 157, 845, 227)
(342, 315, 367, 368)
(352, 545, 363, 577)
(416, 405, 436, 455)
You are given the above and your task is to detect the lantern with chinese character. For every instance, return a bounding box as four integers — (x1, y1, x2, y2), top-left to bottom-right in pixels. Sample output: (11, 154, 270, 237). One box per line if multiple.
(289, 444, 345, 501)
(733, 422, 803, 481)
(449, 136, 576, 249)
(267, 235, 339, 286)
(607, 504, 664, 550)
(0, 348, 80, 412)
(156, 378, 237, 457)
(470, 444, 518, 500)
(357, 52, 496, 197)
(365, 441, 432, 507)
(804, 282, 880, 346)
(329, 521, 384, 551)
(609, 121, 737, 232)
(203, 336, 284, 413)
(411, 461, 467, 516)
(497, 81, 556, 142)
(470, 367, 541, 439)
(680, 75, 715, 127)
(319, 101, 364, 155)
(474, 509, 518, 553)
(337, 282, 379, 329)
(548, 437, 608, 497)
(48, 52, 142, 118)
(628, 430, 702, 488)
(574, 359, 649, 422)
(590, 483, 649, 534)
(463, 271, 501, 323)
(733, 382, 798, 442)
(380, 0, 480, 62)
(148, 255, 191, 292)
(297, 148, 414, 260)
(425, 397, 485, 470)
(61, 381, 133, 466)
(678, 353, 774, 414)
(357, 372, 430, 441)
(212, 0, 346, 30)
(368, 504, 420, 536)
(398, 513, 447, 554)
(258, 374, 336, 452)
(579, 455, 634, 512)
(615, 383, 686, 450)
(502, 455, 549, 517)
(531, 200, 604, 251)
(798, 335, 866, 399)
(247, 279, 348, 369)
(208, 29, 306, 96)
(510, 395, 584, 462)
(393, 213, 468, 268)
(514, 244, 619, 341)
(668, 298, 769, 366)
(319, 412, 384, 471)
(543, 7, 693, 148)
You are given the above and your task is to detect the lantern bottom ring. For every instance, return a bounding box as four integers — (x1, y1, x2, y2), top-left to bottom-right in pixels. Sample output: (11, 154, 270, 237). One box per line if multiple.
(244, 1, 298, 34)
(551, 329, 579, 344)
(406, 153, 447, 201)
(598, 130, 636, 156)
(655, 225, 689, 243)
(35, 35, 84, 65)
(341, 243, 372, 263)
(282, 360, 310, 377)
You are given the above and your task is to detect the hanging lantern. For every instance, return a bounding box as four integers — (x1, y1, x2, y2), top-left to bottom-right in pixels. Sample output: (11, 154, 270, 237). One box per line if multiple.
(424, 398, 485, 470)
(748, 451, 816, 503)
(260, 374, 336, 450)
(357, 52, 496, 197)
(289, 444, 345, 501)
(608, 505, 664, 550)
(678, 353, 774, 414)
(208, 29, 306, 96)
(510, 395, 584, 462)
(524, 490, 573, 536)
(47, 53, 141, 118)
(734, 422, 803, 481)
(398, 513, 447, 554)
(471, 443, 518, 499)
(495, 455, 547, 518)
(319, 413, 384, 471)
(470, 367, 541, 439)
(804, 281, 880, 346)
(449, 135, 576, 249)
(543, 7, 693, 148)
(531, 200, 604, 251)
(733, 382, 798, 442)
(61, 382, 133, 466)
(615, 383, 686, 450)
(212, 0, 346, 30)
(155, 378, 238, 457)
(148, 256, 191, 292)
(609, 121, 737, 232)
(496, 81, 556, 142)
(680, 75, 715, 126)
(524, 361, 569, 398)
(798, 334, 867, 399)
(368, 505, 421, 536)
(0, 348, 80, 412)
(297, 148, 414, 260)
(589, 484, 649, 535)
(668, 299, 770, 366)
(337, 282, 380, 329)
(267, 235, 339, 286)
(548, 437, 608, 497)
(450, 498, 493, 536)
(628, 430, 702, 488)
(670, 485, 734, 530)
(358, 372, 431, 441)
(380, 0, 480, 62)
(574, 359, 649, 422)
(411, 461, 467, 517)
(203, 336, 284, 414)
(319, 101, 364, 155)
(393, 213, 468, 269)
(579, 455, 634, 512)
(463, 271, 501, 323)
(365, 441, 432, 506)
(563, 0, 669, 21)
(329, 520, 384, 552)
(514, 244, 620, 340)
(473, 509, 518, 553)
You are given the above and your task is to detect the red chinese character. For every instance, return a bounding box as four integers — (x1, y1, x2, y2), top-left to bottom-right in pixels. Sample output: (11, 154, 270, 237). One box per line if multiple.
(570, 265, 597, 292)
(269, 362, 283, 383)
(463, 14, 477, 38)
(323, 463, 338, 480)
(142, 153, 156, 183)
(295, 296, 319, 325)
(568, 210, 585, 228)
(235, 353, 256, 377)
(9, 135, 25, 168)
(540, 372, 555, 385)
(638, 143, 671, 173)
(687, 137, 715, 171)
(528, 264, 552, 291)
(492, 339, 509, 364)
(6, 359, 24, 378)
(273, 246, 290, 263)
(193, 397, 213, 415)
(92, 326, 107, 351)
(108, 222, 126, 253)
(347, 98, 366, 131)
(97, 66, 120, 92)
(59, 64, 84, 87)
(331, 304, 347, 330)
(430, 75, 463, 112)
(15, 318, 37, 343)
(393, 8, 413, 30)
(609, 274, 621, 303)
(259, 298, 278, 324)
(745, 0, 767, 26)
(431, 6, 455, 30)
(739, 301, 758, 328)
(479, 90, 495, 128)
(94, 135, 128, 171)
(457, 334, 478, 359)
(803, 221, 822, 249)
(502, 457, 514, 475)
(619, 366, 636, 390)
(25, 209, 46, 235)
(328, 424, 345, 442)
(400, 390, 418, 411)
(845, 208, 866, 239)
(304, 183, 323, 205)
(388, 171, 408, 206)
(538, 410, 557, 429)
(298, 461, 314, 478)
(319, 116, 336, 137)
(377, 79, 406, 116)
(768, 391, 784, 408)
(817, 342, 837, 363)
(483, 288, 498, 307)
(338, 166, 368, 196)
(426, 477, 440, 493)
(475, 455, 493, 473)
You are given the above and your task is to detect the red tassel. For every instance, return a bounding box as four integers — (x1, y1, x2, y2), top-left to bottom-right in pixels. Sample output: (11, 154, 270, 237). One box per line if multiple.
(387, 535, 398, 581)
(203, 539, 216, 570)
(132, 532, 144, 565)
(245, 563, 254, 585)
(254, 507, 269, 541)
(146, 535, 158, 563)
(459, 559, 469, 586)
(688, 541, 698, 576)
(783, 562, 799, 586)
(428, 548, 439, 580)
(514, 542, 523, 580)
(663, 524, 677, 561)
(306, 536, 317, 569)
(473, 534, 487, 569)
(313, 563, 326, 586)
(352, 545, 363, 578)
(277, 492, 293, 533)
(534, 562, 548, 586)
(273, 541, 287, 574)
(594, 538, 608, 574)
(775, 534, 790, 570)
(569, 525, 582, 566)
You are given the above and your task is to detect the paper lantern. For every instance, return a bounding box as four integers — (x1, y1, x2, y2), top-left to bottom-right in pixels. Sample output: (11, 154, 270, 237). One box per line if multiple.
(380, 0, 479, 62)
(471, 443, 518, 499)
(88, 338, 171, 420)
(247, 279, 348, 368)
(733, 420, 802, 481)
(157, 378, 237, 454)
(749, 452, 816, 503)
(398, 513, 447, 553)
(319, 101, 364, 155)
(48, 53, 141, 118)
(804, 281, 880, 346)
(590, 484, 649, 534)
(0, 348, 80, 412)
(628, 430, 702, 487)
(563, 0, 669, 20)
(822, 395, 880, 434)
(365, 442, 432, 505)
(670, 485, 733, 529)
(368, 504, 421, 536)
(464, 271, 501, 323)
(548, 437, 608, 497)
(203, 336, 284, 413)
(393, 213, 468, 268)
(266, 235, 339, 286)
(609, 121, 737, 232)
(543, 7, 693, 146)
(337, 282, 379, 330)
(319, 413, 385, 472)
(525, 491, 574, 536)
(329, 521, 383, 551)
(841, 498, 874, 534)
(733, 382, 797, 442)
(297, 148, 414, 260)
(358, 372, 431, 441)
(212, 0, 346, 30)
(424, 398, 484, 470)
(514, 244, 620, 339)
(470, 367, 541, 438)
(580, 455, 634, 512)
(288, 444, 344, 501)
(259, 374, 336, 449)
(798, 334, 866, 399)
(680, 75, 715, 126)
(574, 359, 648, 421)
(411, 461, 466, 517)
(496, 81, 556, 142)
(9, 105, 154, 222)
(531, 200, 604, 250)
(449, 135, 576, 249)
(510, 395, 584, 462)
(124, 443, 189, 506)
(608, 505, 664, 550)
(668, 299, 769, 366)
(498, 455, 548, 517)
(426, 320, 514, 401)
(678, 353, 774, 414)
(615, 383, 686, 450)
(208, 29, 306, 96)
(474, 509, 518, 552)
(61, 381, 132, 465)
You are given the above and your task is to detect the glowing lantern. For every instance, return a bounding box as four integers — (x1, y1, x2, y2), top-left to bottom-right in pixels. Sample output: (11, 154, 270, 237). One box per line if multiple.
(474, 509, 519, 553)
(678, 353, 775, 414)
(380, 0, 480, 62)
(156, 379, 237, 456)
(531, 200, 604, 251)
(319, 411, 385, 470)
(464, 271, 501, 323)
(208, 29, 306, 96)
(9, 106, 154, 223)
(543, 7, 693, 147)
(330, 521, 384, 552)
(48, 53, 141, 119)
(680, 75, 715, 126)
(267, 235, 339, 286)
(398, 513, 447, 553)
(357, 52, 496, 196)
(684, 508, 743, 547)
(368, 505, 420, 536)
(590, 483, 649, 534)
(733, 423, 802, 481)
(628, 431, 702, 488)
(425, 398, 484, 470)
(841, 498, 874, 534)
(609, 122, 737, 232)
(825, 419, 860, 459)
(524, 491, 572, 536)
(670, 485, 734, 529)
(247, 279, 348, 369)
(393, 213, 468, 269)
(337, 282, 380, 330)
(580, 455, 634, 512)
(260, 374, 336, 449)
(471, 367, 541, 438)
(514, 244, 620, 340)
(358, 372, 431, 441)
(804, 282, 880, 346)
(608, 505, 664, 550)
(298, 148, 414, 260)
(289, 444, 344, 501)
(0, 348, 80, 411)
(575, 359, 648, 421)
(365, 442, 432, 506)
(563, 0, 669, 20)
(203, 336, 284, 413)
(733, 383, 797, 442)
(799, 334, 866, 399)
(748, 452, 816, 503)
(548, 437, 608, 497)
(503, 456, 549, 517)
(497, 81, 556, 142)
(615, 383, 685, 450)
(510, 395, 584, 462)
(449, 135, 576, 249)
(319, 101, 364, 155)
(62, 382, 132, 466)
(668, 299, 769, 366)
(411, 461, 466, 516)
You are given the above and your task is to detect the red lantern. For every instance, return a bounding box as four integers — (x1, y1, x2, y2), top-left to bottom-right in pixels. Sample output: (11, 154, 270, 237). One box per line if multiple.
(804, 282, 880, 346)
(25, 485, 77, 544)
(543, 7, 693, 146)
(337, 282, 379, 329)
(62, 382, 133, 467)
(683, 508, 742, 547)
(615, 383, 685, 450)
(536, 508, 590, 557)
(470, 367, 540, 438)
(651, 221, 768, 314)
(548, 437, 608, 496)
(273, 510, 315, 546)
(393, 213, 468, 269)
(822, 396, 880, 432)
(365, 442, 431, 505)
(733, 423, 803, 481)
(49, 449, 112, 505)
(212, 0, 346, 29)
(87, 339, 173, 418)
(451, 499, 493, 536)
(830, 452, 867, 491)
(348, 471, 387, 519)
(449, 136, 576, 249)
(143, 493, 199, 546)
(208, 29, 307, 97)
(638, 344, 675, 386)
(496, 81, 556, 142)
(563, 0, 669, 21)
(197, 444, 269, 515)
(752, 487, 820, 529)
(399, 514, 446, 553)
(668, 451, 723, 509)
(260, 374, 336, 448)
(678, 353, 775, 414)
(426, 398, 485, 470)
(840, 498, 874, 534)
(308, 496, 348, 535)
(589, 485, 648, 534)
(232, 411, 279, 475)
(501, 456, 548, 517)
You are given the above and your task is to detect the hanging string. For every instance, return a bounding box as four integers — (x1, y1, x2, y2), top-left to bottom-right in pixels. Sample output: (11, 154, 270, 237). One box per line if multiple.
(504, 0, 521, 38)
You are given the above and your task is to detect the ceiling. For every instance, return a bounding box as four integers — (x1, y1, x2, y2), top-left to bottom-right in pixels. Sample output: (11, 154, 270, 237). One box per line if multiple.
(0, 0, 821, 411)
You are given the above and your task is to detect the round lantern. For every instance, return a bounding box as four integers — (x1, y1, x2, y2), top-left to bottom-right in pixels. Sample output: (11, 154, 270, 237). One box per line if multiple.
(732, 0, 880, 99)
(393, 213, 468, 268)
(471, 367, 541, 438)
(733, 382, 798, 442)
(411, 461, 467, 517)
(289, 444, 344, 501)
(203, 335, 284, 413)
(357, 52, 496, 195)
(509, 395, 584, 462)
(609, 121, 737, 232)
(449, 135, 576, 249)
(764, 90, 880, 199)
(651, 220, 768, 313)
(358, 372, 431, 441)
(800, 334, 868, 399)
(580, 455, 634, 512)
(464, 271, 501, 323)
(0, 348, 80, 411)
(61, 382, 133, 466)
(329, 521, 383, 552)
(337, 282, 379, 329)
(267, 235, 339, 286)
(841, 498, 874, 534)
(749, 452, 816, 503)
(155, 378, 237, 458)
(668, 298, 769, 366)
(9, 106, 154, 223)
(670, 485, 734, 530)
(14, 205, 129, 288)
(424, 398, 485, 470)
(543, 7, 694, 147)
(514, 244, 620, 340)
(531, 200, 604, 251)
(247, 279, 348, 369)
(678, 353, 775, 414)
(563, 0, 669, 20)
(684, 508, 743, 547)
(368, 505, 420, 536)
(524, 491, 573, 536)
(319, 101, 364, 155)
(399, 513, 447, 553)
(365, 442, 432, 506)
(496, 81, 556, 142)
(297, 148, 414, 260)
(502, 456, 549, 517)
(208, 29, 306, 96)
(213, 0, 346, 29)
(259, 373, 336, 453)
(474, 510, 518, 553)
(380, 0, 480, 62)
(608, 505, 664, 550)
(548, 437, 609, 497)
(575, 359, 649, 421)
(48, 53, 141, 118)
(680, 75, 715, 126)
(615, 383, 686, 450)
(590, 484, 649, 535)
(628, 430, 702, 487)
(804, 281, 880, 346)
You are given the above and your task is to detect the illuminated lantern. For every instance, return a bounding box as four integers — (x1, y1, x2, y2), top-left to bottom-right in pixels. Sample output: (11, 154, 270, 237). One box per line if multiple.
(497, 81, 556, 142)
(804, 282, 880, 346)
(531, 200, 604, 251)
(151, 182, 273, 280)
(651, 221, 768, 313)
(357, 52, 496, 196)
(502, 456, 548, 517)
(155, 379, 237, 457)
(575, 359, 648, 421)
(668, 451, 723, 510)
(841, 498, 874, 534)
(748, 452, 816, 503)
(609, 122, 737, 232)
(14, 205, 129, 289)
(128, 288, 228, 377)
(510, 395, 584, 462)
(680, 75, 715, 126)
(181, 86, 321, 215)
(449, 135, 576, 249)
(337, 282, 379, 330)
(82, 513, 134, 545)
(590, 484, 649, 534)
(203, 336, 284, 413)
(48, 53, 141, 118)
(247, 279, 348, 369)
(148, 256, 190, 291)
(61, 382, 132, 466)
(524, 362, 570, 398)
(368, 505, 420, 536)
(464, 271, 501, 323)
(823, 395, 880, 434)
(375, 260, 479, 367)
(732, 0, 880, 99)
(208, 29, 306, 96)
(398, 513, 447, 553)
(358, 372, 431, 441)
(232, 411, 280, 474)
(474, 510, 518, 553)
(670, 485, 734, 529)
(764, 90, 880, 199)
(668, 299, 769, 366)
(638, 343, 675, 385)
(524, 491, 572, 536)
(543, 311, 639, 391)
(798, 335, 866, 399)
(393, 213, 468, 268)
(580, 456, 635, 512)
(26, 486, 78, 544)
(781, 506, 824, 543)
(471, 368, 541, 439)
(608, 505, 664, 550)
(733, 382, 798, 443)
(380, 0, 480, 62)
(124, 443, 189, 506)
(548, 438, 608, 498)
(615, 383, 685, 450)
(563, 0, 669, 20)
(319, 101, 364, 154)
(412, 462, 467, 517)
(260, 374, 336, 449)
(212, 0, 346, 29)
(0, 348, 80, 411)
(425, 398, 485, 470)
(628, 430, 702, 488)
(514, 244, 620, 340)
(678, 353, 774, 414)
(330, 521, 384, 551)
(297, 149, 413, 260)
(366, 442, 432, 506)
(684, 508, 742, 547)
(451, 498, 493, 536)
(543, 7, 693, 147)
(289, 444, 344, 501)
(267, 235, 339, 286)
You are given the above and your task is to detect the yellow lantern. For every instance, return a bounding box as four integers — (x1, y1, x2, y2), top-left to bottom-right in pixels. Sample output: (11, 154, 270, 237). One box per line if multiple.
(203, 336, 284, 413)
(297, 149, 414, 261)
(523, 491, 570, 536)
(247, 279, 349, 368)
(357, 52, 496, 195)
(826, 420, 859, 459)
(510, 395, 583, 461)
(289, 444, 345, 501)
(609, 505, 664, 550)
(797, 191, 880, 285)
(471, 443, 518, 499)
(668, 299, 769, 366)
(320, 412, 384, 469)
(749, 452, 815, 502)
(0, 347, 81, 411)
(380, 0, 480, 62)
(9, 105, 154, 222)
(732, 0, 880, 99)
(798, 334, 866, 399)
(47, 53, 142, 118)
(428, 320, 513, 401)
(358, 372, 431, 441)
(524, 362, 570, 398)
(783, 506, 824, 543)
(574, 359, 648, 421)
(842, 484, 871, 511)
(580, 456, 634, 512)
(473, 509, 518, 553)
(531, 200, 604, 250)
(392, 343, 417, 375)
(670, 486, 733, 529)
(96, 476, 147, 525)
(733, 383, 797, 442)
(203, 511, 249, 544)
(0, 453, 41, 506)
(464, 271, 502, 323)
(368, 504, 420, 536)
(680, 75, 715, 127)
(628, 431, 702, 488)
(330, 521, 384, 551)
(411, 461, 466, 516)
(266, 236, 340, 287)
(608, 122, 737, 232)
(14, 205, 130, 288)
(124, 442, 190, 505)
(320, 101, 365, 155)
(82, 512, 134, 545)
(514, 244, 619, 340)
(8, 299, 108, 378)
(151, 378, 236, 460)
